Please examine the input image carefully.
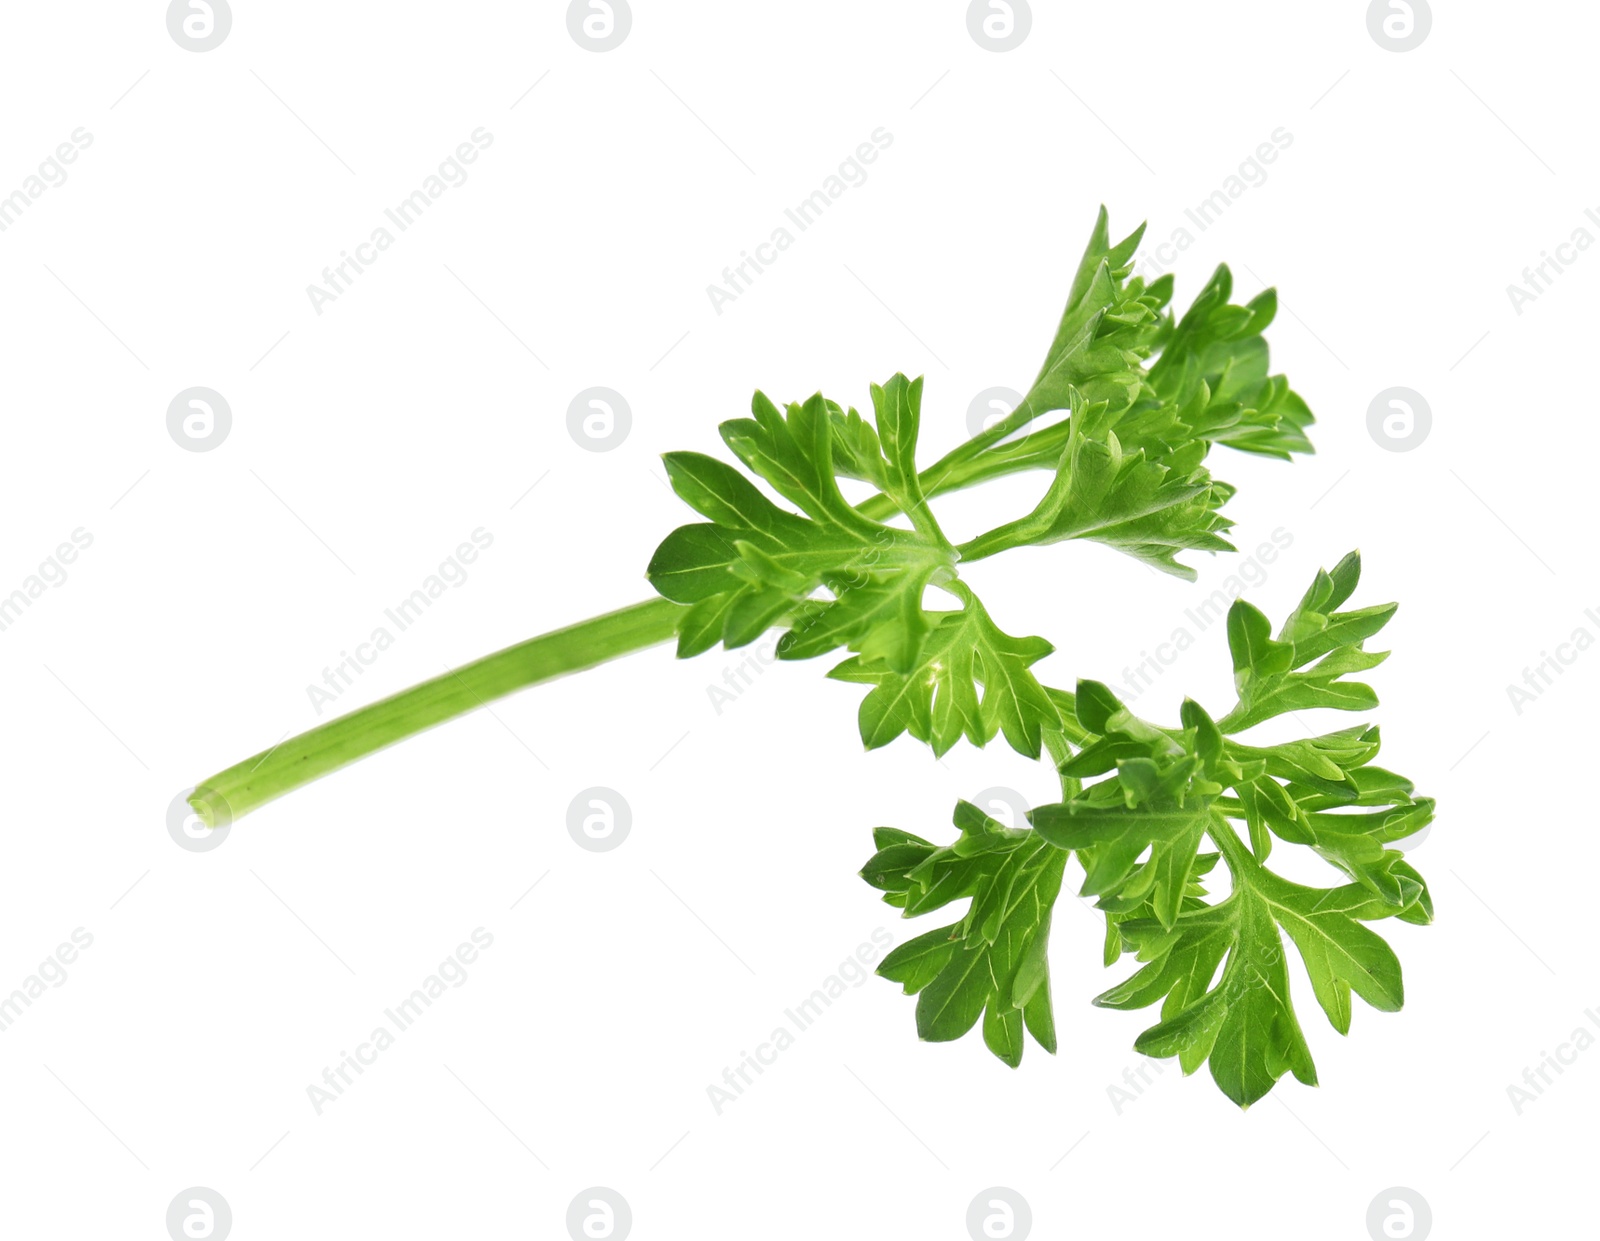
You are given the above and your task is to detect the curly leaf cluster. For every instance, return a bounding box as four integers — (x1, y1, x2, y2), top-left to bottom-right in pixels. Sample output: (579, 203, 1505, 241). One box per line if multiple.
(648, 209, 1317, 757)
(862, 554, 1435, 1105)
(644, 209, 1431, 1106)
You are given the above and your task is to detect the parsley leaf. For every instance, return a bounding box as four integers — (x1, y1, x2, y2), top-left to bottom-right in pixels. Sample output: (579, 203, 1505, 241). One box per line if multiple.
(1100, 825, 1406, 1107)
(1220, 551, 1396, 731)
(649, 376, 1066, 757)
(864, 553, 1434, 1103)
(952, 228, 1315, 576)
(864, 802, 1066, 1066)
(647, 389, 955, 670)
(828, 584, 1059, 758)
(649, 208, 1323, 761)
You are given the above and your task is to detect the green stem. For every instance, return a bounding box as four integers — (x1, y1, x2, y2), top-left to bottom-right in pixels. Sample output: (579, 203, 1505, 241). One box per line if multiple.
(857, 389, 1061, 522)
(1208, 812, 1255, 872)
(956, 516, 1048, 564)
(190, 597, 687, 827)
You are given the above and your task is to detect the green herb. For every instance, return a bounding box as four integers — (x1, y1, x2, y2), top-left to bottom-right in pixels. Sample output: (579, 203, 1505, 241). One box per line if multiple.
(190, 209, 1429, 1106)
(865, 551, 1432, 1104)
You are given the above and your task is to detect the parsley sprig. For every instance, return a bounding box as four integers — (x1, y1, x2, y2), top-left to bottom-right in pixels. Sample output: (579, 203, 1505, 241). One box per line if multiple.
(190, 211, 1430, 1107)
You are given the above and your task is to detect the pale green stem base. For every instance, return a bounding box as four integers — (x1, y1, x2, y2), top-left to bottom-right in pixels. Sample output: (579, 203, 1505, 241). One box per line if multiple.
(190, 597, 686, 826)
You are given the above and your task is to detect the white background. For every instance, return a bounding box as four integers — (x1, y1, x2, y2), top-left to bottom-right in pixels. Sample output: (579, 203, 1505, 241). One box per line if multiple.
(0, 1, 1593, 1238)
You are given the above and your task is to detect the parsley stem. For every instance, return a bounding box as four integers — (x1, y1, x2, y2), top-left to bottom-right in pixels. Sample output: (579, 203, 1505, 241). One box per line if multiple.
(857, 389, 1057, 522)
(189, 597, 687, 826)
(953, 519, 1039, 563)
(1207, 812, 1254, 871)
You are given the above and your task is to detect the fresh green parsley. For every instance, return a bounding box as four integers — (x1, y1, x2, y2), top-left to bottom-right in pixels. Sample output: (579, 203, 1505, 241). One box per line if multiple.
(191, 209, 1430, 1106)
